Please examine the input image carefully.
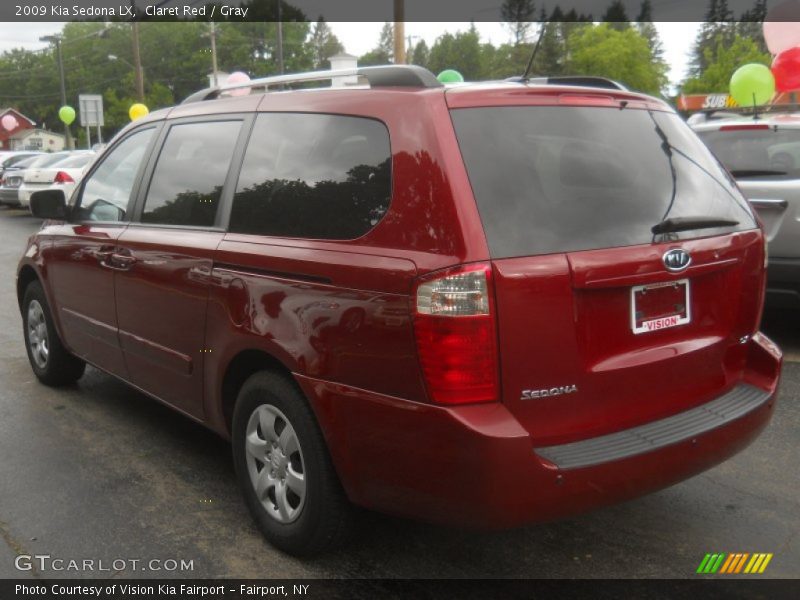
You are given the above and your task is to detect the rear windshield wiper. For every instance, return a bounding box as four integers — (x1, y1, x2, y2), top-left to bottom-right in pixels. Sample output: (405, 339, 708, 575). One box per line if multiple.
(729, 169, 787, 177)
(651, 216, 739, 235)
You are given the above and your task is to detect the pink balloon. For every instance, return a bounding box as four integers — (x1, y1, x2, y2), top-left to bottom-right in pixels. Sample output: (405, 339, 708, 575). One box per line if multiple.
(225, 71, 251, 97)
(763, 1, 800, 55)
(1, 114, 18, 131)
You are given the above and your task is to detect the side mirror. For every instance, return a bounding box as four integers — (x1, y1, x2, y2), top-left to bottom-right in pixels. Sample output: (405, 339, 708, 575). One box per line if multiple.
(30, 190, 68, 220)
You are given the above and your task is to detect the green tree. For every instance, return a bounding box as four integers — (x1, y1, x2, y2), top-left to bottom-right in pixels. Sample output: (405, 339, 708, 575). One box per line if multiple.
(409, 40, 430, 68)
(736, 0, 768, 54)
(308, 18, 344, 69)
(567, 24, 668, 95)
(681, 34, 771, 94)
(427, 26, 487, 80)
(602, 0, 630, 31)
(689, 0, 736, 77)
(501, 0, 537, 45)
(359, 23, 394, 66)
(636, 0, 665, 63)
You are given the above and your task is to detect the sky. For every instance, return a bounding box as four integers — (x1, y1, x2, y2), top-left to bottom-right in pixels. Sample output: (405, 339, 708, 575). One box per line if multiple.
(0, 21, 700, 91)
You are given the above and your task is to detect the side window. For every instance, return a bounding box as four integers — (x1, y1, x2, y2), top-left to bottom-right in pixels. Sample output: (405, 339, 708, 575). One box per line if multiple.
(76, 127, 155, 222)
(230, 113, 391, 240)
(141, 120, 242, 227)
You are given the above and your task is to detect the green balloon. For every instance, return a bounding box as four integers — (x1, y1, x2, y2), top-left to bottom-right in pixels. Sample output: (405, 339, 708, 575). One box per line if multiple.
(58, 105, 76, 126)
(729, 63, 775, 108)
(437, 69, 464, 83)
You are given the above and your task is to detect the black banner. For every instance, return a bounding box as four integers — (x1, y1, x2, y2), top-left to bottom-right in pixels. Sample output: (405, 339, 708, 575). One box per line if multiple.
(2, 579, 799, 600)
(2, 0, 799, 23)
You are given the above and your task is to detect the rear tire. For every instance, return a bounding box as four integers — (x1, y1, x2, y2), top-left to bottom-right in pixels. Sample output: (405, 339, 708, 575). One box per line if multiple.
(22, 281, 85, 386)
(232, 371, 352, 556)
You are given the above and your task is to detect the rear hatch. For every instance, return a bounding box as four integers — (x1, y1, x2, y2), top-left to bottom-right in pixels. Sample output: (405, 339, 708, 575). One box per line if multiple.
(695, 123, 800, 260)
(449, 94, 764, 446)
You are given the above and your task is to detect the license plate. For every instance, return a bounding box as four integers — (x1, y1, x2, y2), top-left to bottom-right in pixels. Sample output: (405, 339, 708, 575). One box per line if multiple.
(630, 279, 690, 334)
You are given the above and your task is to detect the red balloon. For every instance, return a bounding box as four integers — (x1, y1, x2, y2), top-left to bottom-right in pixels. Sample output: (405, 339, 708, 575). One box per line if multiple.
(772, 46, 800, 92)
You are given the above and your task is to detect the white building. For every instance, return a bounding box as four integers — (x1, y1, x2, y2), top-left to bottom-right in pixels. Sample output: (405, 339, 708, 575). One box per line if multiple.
(9, 129, 66, 152)
(329, 53, 359, 87)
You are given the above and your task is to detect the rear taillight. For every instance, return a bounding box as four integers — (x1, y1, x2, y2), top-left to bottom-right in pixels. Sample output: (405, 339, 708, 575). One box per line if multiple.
(53, 171, 74, 184)
(413, 263, 499, 405)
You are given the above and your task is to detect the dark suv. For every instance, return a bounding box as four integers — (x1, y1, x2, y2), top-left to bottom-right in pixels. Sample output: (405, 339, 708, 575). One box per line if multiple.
(18, 65, 781, 555)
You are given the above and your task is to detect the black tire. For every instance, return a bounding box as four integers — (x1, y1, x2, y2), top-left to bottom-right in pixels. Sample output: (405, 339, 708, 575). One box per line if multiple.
(22, 281, 86, 386)
(232, 370, 353, 556)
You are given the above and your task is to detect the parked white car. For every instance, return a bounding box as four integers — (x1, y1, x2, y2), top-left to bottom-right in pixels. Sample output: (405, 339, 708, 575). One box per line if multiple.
(19, 152, 95, 210)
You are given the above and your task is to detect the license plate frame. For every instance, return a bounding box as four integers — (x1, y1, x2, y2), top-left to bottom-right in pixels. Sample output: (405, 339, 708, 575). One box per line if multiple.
(630, 279, 691, 335)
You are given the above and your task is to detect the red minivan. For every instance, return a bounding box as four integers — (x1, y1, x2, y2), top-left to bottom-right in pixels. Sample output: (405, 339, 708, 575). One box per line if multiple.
(18, 66, 781, 555)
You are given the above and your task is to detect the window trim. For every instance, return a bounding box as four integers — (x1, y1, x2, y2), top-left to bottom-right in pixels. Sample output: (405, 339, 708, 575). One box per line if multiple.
(129, 113, 255, 231)
(70, 122, 163, 225)
(224, 110, 393, 242)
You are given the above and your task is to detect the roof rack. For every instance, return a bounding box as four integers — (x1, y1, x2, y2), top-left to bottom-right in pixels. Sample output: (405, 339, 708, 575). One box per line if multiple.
(505, 75, 628, 91)
(182, 65, 442, 104)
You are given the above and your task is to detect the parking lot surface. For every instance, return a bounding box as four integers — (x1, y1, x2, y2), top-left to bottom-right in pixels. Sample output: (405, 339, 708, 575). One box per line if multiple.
(0, 207, 797, 579)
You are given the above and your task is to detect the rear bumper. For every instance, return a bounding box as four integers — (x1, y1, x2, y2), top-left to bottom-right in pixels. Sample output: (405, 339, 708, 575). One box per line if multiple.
(765, 257, 800, 309)
(0, 188, 20, 206)
(299, 332, 781, 529)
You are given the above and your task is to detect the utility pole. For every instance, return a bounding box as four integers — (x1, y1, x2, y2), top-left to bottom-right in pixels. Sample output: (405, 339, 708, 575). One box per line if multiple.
(40, 34, 73, 150)
(276, 1, 284, 74)
(394, 0, 405, 64)
(131, 22, 145, 101)
(209, 22, 219, 86)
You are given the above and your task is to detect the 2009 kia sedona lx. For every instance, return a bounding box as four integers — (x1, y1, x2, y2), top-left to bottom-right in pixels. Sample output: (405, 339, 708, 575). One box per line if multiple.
(17, 65, 782, 556)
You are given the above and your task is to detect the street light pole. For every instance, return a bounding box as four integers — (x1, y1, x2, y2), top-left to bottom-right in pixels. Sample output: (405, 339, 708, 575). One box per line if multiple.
(40, 34, 73, 150)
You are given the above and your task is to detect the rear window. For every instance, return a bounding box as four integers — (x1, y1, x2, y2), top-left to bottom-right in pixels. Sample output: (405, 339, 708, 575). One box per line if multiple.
(451, 106, 757, 258)
(695, 126, 800, 180)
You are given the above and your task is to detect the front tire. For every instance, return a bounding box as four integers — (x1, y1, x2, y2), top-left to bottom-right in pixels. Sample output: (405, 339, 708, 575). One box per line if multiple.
(232, 371, 353, 556)
(22, 281, 86, 386)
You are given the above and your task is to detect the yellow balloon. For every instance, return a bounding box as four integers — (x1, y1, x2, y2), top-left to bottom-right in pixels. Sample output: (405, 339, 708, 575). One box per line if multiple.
(129, 103, 149, 121)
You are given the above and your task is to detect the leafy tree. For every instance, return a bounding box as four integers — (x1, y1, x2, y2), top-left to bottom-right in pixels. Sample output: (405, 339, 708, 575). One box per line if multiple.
(602, 0, 630, 31)
(736, 0, 768, 54)
(689, 0, 736, 77)
(308, 18, 344, 70)
(501, 0, 537, 45)
(409, 40, 430, 68)
(681, 34, 771, 94)
(359, 23, 394, 66)
(427, 26, 487, 80)
(636, 0, 665, 63)
(567, 23, 668, 95)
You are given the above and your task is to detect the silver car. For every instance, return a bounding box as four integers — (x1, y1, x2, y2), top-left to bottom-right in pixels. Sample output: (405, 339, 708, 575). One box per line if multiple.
(692, 112, 800, 309)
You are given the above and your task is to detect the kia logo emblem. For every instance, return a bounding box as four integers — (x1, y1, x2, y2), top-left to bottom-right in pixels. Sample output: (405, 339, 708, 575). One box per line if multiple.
(663, 249, 691, 272)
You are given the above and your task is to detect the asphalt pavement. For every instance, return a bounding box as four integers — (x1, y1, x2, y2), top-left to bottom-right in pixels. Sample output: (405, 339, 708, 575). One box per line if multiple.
(0, 206, 797, 579)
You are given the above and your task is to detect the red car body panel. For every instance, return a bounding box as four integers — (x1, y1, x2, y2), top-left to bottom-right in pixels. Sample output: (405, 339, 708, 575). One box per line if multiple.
(17, 82, 782, 529)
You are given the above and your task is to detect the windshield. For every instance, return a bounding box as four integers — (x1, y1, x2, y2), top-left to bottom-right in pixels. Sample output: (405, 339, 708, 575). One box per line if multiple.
(695, 126, 800, 179)
(450, 106, 757, 258)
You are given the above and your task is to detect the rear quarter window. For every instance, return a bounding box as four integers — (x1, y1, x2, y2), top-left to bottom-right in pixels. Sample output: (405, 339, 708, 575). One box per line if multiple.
(229, 113, 391, 240)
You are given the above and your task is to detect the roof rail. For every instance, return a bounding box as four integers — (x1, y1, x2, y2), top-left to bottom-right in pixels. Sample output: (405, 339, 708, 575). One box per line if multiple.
(182, 64, 442, 104)
(506, 75, 628, 91)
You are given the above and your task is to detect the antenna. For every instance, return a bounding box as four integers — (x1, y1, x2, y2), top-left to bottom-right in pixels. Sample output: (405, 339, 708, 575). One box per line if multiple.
(521, 21, 548, 82)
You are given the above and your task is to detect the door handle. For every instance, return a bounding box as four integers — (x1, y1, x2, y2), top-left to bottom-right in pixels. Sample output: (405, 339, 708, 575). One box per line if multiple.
(92, 248, 114, 262)
(749, 198, 788, 210)
(108, 253, 137, 270)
